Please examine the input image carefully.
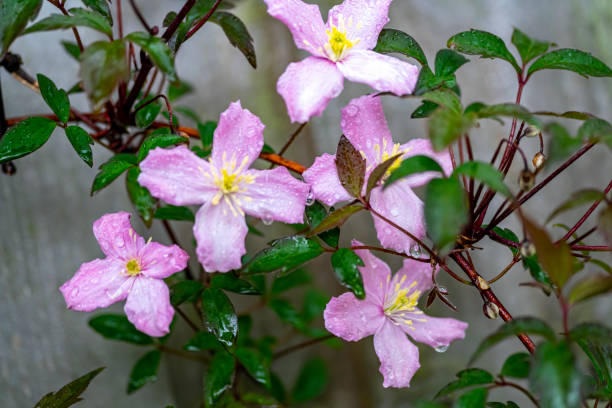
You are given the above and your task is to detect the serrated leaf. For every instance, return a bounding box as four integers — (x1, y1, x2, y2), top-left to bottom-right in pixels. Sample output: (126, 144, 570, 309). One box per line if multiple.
(210, 273, 261, 295)
(511, 28, 553, 64)
(533, 110, 593, 120)
(235, 347, 271, 388)
(447, 29, 520, 72)
(242, 237, 324, 275)
(24, 8, 112, 36)
(470, 317, 555, 363)
(209, 12, 256, 68)
(37, 74, 70, 124)
(0, 117, 56, 163)
(429, 107, 477, 152)
(373, 28, 427, 65)
(135, 99, 162, 129)
(331, 249, 365, 299)
(127, 350, 161, 394)
(547, 189, 606, 222)
(307, 204, 363, 236)
(384, 155, 443, 189)
(1, 0, 41, 57)
(170, 280, 203, 306)
(154, 205, 195, 222)
(61, 40, 81, 60)
(467, 103, 542, 127)
(88, 314, 154, 345)
(183, 332, 224, 351)
(501, 352, 531, 378)
(125, 32, 177, 81)
(422, 88, 462, 113)
(568, 274, 612, 305)
(80, 40, 129, 106)
(435, 368, 494, 398)
(204, 351, 235, 407)
(435, 49, 469, 77)
(137, 128, 187, 162)
(292, 357, 328, 403)
(453, 161, 511, 197)
(64, 126, 93, 167)
(90, 155, 134, 194)
(126, 167, 156, 227)
(201, 288, 238, 347)
(34, 367, 104, 408)
(82, 0, 112, 26)
(336, 135, 366, 198)
(425, 177, 469, 253)
(528, 48, 612, 78)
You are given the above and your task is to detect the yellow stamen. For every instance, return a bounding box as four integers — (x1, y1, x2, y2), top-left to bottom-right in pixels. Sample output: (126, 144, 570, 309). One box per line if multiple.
(383, 277, 426, 326)
(125, 259, 141, 276)
(324, 14, 360, 61)
(207, 152, 255, 216)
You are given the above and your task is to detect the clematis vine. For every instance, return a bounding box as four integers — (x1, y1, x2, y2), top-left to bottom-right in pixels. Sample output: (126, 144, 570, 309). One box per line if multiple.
(138, 101, 310, 273)
(263, 0, 420, 123)
(59, 212, 189, 337)
(303, 94, 453, 255)
(324, 241, 468, 387)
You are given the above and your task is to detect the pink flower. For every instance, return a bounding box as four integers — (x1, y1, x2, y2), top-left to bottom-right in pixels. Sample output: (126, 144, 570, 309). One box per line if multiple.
(59, 212, 189, 337)
(303, 95, 453, 254)
(138, 101, 310, 272)
(324, 241, 468, 387)
(264, 0, 419, 123)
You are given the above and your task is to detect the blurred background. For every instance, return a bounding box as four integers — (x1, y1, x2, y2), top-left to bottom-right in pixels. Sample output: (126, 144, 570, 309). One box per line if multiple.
(1, 0, 611, 406)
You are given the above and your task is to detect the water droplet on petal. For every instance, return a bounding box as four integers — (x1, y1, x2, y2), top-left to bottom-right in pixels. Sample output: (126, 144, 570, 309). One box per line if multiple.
(262, 217, 273, 226)
(410, 244, 422, 258)
(305, 188, 315, 206)
(435, 345, 448, 353)
(345, 104, 359, 117)
(390, 207, 399, 216)
(114, 237, 125, 248)
(70, 288, 79, 298)
(91, 278, 99, 284)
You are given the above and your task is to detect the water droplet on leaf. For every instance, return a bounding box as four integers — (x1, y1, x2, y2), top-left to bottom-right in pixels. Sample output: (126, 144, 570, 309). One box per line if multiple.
(410, 244, 421, 257)
(435, 345, 448, 353)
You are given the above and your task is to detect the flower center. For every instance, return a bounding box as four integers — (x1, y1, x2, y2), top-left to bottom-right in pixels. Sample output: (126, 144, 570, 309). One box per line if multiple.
(361, 140, 414, 180)
(125, 259, 141, 276)
(383, 274, 426, 328)
(203, 152, 255, 217)
(323, 14, 360, 62)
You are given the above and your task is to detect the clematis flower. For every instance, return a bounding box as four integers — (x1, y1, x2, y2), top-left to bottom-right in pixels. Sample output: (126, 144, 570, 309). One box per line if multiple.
(263, 0, 420, 123)
(324, 241, 468, 387)
(303, 94, 452, 255)
(59, 212, 189, 337)
(138, 101, 310, 272)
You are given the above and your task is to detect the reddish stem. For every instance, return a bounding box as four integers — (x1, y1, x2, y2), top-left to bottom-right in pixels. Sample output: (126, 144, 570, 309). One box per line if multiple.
(559, 179, 612, 242)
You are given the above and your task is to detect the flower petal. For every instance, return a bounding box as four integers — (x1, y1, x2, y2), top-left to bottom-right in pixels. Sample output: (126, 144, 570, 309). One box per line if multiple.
(395, 258, 438, 295)
(324, 293, 384, 341)
(263, 0, 327, 55)
(370, 182, 425, 254)
(303, 153, 352, 207)
(59, 258, 131, 312)
(399, 139, 453, 187)
(140, 242, 189, 279)
(124, 277, 174, 337)
(374, 320, 420, 388)
(93, 212, 144, 260)
(241, 167, 308, 224)
(278, 56, 344, 123)
(211, 101, 265, 170)
(338, 50, 419, 95)
(351, 239, 391, 305)
(341, 95, 393, 163)
(402, 313, 468, 350)
(327, 0, 392, 50)
(138, 145, 217, 206)
(194, 201, 247, 273)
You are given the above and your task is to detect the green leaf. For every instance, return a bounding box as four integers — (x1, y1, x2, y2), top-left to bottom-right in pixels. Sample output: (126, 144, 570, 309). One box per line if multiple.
(522, 254, 554, 289)
(600, 205, 612, 249)
(429, 107, 477, 152)
(412, 101, 439, 119)
(135, 100, 162, 129)
(24, 8, 112, 36)
(530, 340, 582, 408)
(127, 350, 161, 394)
(80, 40, 129, 106)
(204, 350, 235, 407)
(271, 269, 312, 295)
(82, 0, 112, 26)
(268, 298, 306, 330)
(578, 118, 612, 149)
(435, 49, 469, 77)
(168, 80, 193, 102)
(533, 110, 593, 121)
(422, 88, 462, 113)
(170, 280, 203, 305)
(425, 177, 469, 253)
(209, 12, 256, 68)
(61, 41, 81, 60)
(384, 155, 444, 189)
(447, 29, 520, 72)
(571, 323, 612, 344)
(154, 205, 195, 222)
(528, 48, 612, 78)
(373, 28, 427, 65)
(0, 117, 56, 163)
(470, 317, 555, 363)
(568, 274, 612, 305)
(467, 103, 542, 127)
(331, 249, 365, 299)
(37, 74, 70, 124)
(0, 0, 41, 57)
(487, 226, 519, 256)
(292, 357, 328, 403)
(242, 237, 324, 275)
(435, 368, 494, 398)
(201, 288, 238, 347)
(183, 332, 224, 351)
(90, 154, 134, 194)
(64, 126, 93, 167)
(88, 314, 154, 345)
(307, 204, 363, 237)
(546, 189, 605, 222)
(501, 352, 531, 379)
(545, 122, 583, 166)
(453, 161, 511, 197)
(455, 388, 487, 408)
(511, 28, 553, 64)
(34, 367, 104, 408)
(210, 273, 261, 295)
(301, 289, 330, 323)
(235, 347, 271, 388)
(241, 393, 277, 406)
(126, 167, 156, 228)
(365, 154, 402, 199)
(125, 32, 177, 81)
(137, 129, 187, 162)
(336, 135, 366, 198)
(198, 120, 217, 149)
(413, 66, 442, 95)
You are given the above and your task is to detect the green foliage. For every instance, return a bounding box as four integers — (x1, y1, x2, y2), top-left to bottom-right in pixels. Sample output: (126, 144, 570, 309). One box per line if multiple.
(600, 205, 612, 249)
(242, 237, 324, 275)
(37, 74, 70, 124)
(0, 0, 41, 57)
(271, 269, 312, 295)
(126, 32, 177, 81)
(183, 332, 224, 352)
(292, 357, 328, 403)
(137, 128, 187, 162)
(488, 226, 519, 256)
(453, 161, 510, 197)
(168, 80, 193, 102)
(64, 126, 93, 167)
(90, 154, 135, 195)
(465, 102, 542, 128)
(307, 204, 362, 238)
(573, 324, 612, 397)
(455, 388, 487, 408)
(34, 367, 104, 408)
(528, 48, 612, 78)
(82, 0, 112, 26)
(447, 29, 520, 73)
(428, 107, 476, 152)
(210, 273, 262, 295)
(170, 280, 203, 305)
(547, 189, 606, 222)
(336, 135, 366, 198)
(567, 274, 612, 305)
(88, 314, 154, 345)
(126, 167, 157, 227)
(154, 205, 195, 222)
(127, 350, 161, 394)
(61, 41, 81, 59)
(135, 99, 162, 129)
(201, 288, 238, 347)
(425, 177, 469, 253)
(204, 351, 235, 407)
(234, 347, 271, 388)
(501, 352, 531, 379)
(511, 28, 553, 65)
(421, 88, 462, 112)
(0, 117, 56, 163)
(209, 12, 256, 69)
(24, 8, 112, 36)
(331, 248, 365, 299)
(79, 40, 129, 106)
(545, 122, 583, 166)
(435, 368, 494, 398)
(384, 155, 444, 189)
(374, 28, 428, 66)
(366, 154, 402, 198)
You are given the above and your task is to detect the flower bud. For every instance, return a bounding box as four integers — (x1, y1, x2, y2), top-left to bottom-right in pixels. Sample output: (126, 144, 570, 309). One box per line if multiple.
(483, 302, 500, 319)
(532, 152, 546, 170)
(519, 169, 535, 191)
(520, 240, 536, 258)
(524, 125, 540, 138)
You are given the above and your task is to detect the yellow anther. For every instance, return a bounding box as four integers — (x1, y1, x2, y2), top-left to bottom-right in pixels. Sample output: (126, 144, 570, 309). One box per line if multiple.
(383, 278, 423, 326)
(125, 259, 141, 276)
(324, 14, 359, 61)
(207, 152, 255, 216)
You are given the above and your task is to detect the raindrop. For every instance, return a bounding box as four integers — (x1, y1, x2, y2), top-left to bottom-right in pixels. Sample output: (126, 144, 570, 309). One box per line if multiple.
(91, 278, 99, 284)
(435, 345, 448, 353)
(390, 206, 399, 216)
(114, 237, 125, 248)
(345, 104, 359, 117)
(70, 288, 79, 298)
(410, 244, 421, 258)
(305, 188, 315, 206)
(262, 217, 273, 226)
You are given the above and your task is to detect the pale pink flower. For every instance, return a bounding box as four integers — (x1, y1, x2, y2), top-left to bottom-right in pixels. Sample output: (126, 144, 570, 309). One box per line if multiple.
(325, 241, 468, 387)
(263, 0, 419, 123)
(60, 212, 189, 337)
(138, 101, 309, 272)
(303, 95, 453, 254)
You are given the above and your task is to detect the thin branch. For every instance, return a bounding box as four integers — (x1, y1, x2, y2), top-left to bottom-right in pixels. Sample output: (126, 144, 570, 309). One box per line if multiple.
(488, 257, 520, 284)
(273, 335, 334, 360)
(161, 220, 195, 280)
(129, 0, 155, 35)
(279, 123, 307, 156)
(350, 245, 430, 263)
(571, 245, 611, 252)
(184, 0, 223, 41)
(491, 379, 539, 406)
(174, 305, 199, 331)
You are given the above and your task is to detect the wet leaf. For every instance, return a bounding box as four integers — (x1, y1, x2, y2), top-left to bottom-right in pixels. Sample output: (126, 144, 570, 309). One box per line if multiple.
(374, 28, 427, 66)
(127, 350, 161, 394)
(34, 367, 104, 408)
(201, 288, 238, 347)
(88, 314, 154, 345)
(0, 117, 56, 163)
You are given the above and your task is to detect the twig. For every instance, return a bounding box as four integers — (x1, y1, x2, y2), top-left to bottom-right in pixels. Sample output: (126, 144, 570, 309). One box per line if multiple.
(558, 179, 612, 242)
(273, 335, 334, 360)
(184, 0, 223, 41)
(174, 305, 199, 331)
(129, 0, 155, 35)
